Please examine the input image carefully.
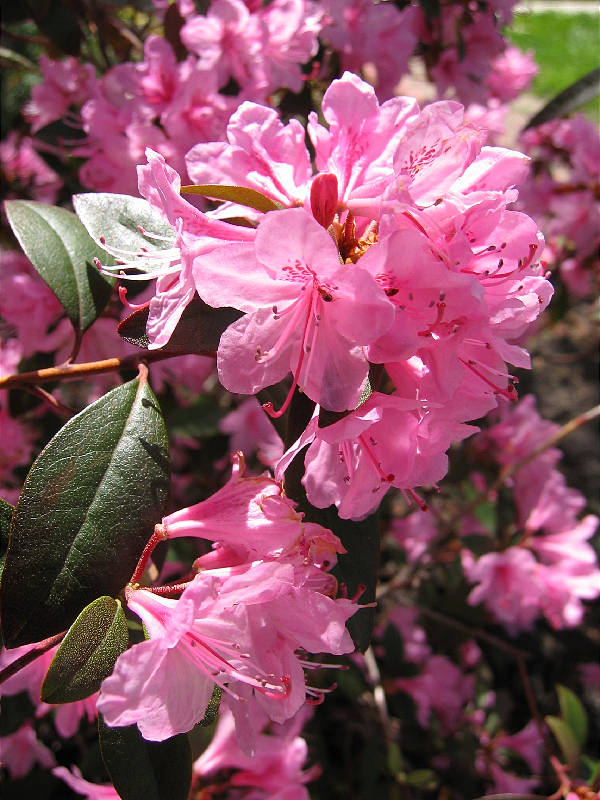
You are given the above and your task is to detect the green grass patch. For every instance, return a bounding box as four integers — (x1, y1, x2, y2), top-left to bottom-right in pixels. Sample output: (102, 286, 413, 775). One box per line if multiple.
(507, 11, 599, 119)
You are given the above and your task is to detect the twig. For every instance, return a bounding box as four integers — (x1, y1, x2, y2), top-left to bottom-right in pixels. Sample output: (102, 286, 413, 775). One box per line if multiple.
(23, 385, 75, 418)
(364, 646, 396, 744)
(0, 349, 214, 390)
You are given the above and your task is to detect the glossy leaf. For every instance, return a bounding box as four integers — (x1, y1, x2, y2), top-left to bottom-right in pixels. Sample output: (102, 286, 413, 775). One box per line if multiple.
(4, 200, 115, 336)
(41, 597, 129, 704)
(546, 714, 581, 771)
(180, 183, 281, 213)
(198, 686, 221, 728)
(99, 716, 192, 800)
(0, 499, 13, 584)
(73, 193, 174, 269)
(312, 507, 379, 653)
(557, 684, 588, 748)
(523, 67, 600, 131)
(0, 375, 170, 647)
(117, 295, 242, 353)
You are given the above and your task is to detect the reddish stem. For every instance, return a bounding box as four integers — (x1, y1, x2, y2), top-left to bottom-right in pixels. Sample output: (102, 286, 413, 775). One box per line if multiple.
(130, 523, 169, 585)
(0, 631, 66, 687)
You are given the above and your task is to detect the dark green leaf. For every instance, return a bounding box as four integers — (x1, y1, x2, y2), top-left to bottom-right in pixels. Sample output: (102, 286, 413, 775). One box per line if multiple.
(546, 714, 580, 771)
(3, 200, 115, 337)
(117, 295, 242, 353)
(320, 507, 380, 652)
(1, 375, 170, 647)
(0, 499, 13, 584)
(180, 184, 281, 213)
(198, 686, 221, 727)
(41, 597, 129, 704)
(557, 684, 588, 748)
(99, 716, 192, 800)
(523, 68, 600, 131)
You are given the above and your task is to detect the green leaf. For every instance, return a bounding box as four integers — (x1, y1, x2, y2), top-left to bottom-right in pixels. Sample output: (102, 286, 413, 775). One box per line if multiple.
(546, 714, 581, 770)
(41, 597, 129, 704)
(99, 716, 192, 800)
(557, 684, 588, 748)
(73, 193, 175, 270)
(198, 686, 221, 728)
(117, 295, 242, 353)
(4, 200, 115, 337)
(0, 375, 170, 647)
(180, 184, 281, 213)
(0, 499, 13, 584)
(320, 507, 380, 652)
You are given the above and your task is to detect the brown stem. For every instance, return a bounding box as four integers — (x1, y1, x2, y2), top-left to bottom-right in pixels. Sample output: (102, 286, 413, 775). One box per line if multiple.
(0, 632, 66, 687)
(130, 524, 169, 585)
(491, 402, 600, 494)
(23, 385, 75, 418)
(0, 349, 214, 390)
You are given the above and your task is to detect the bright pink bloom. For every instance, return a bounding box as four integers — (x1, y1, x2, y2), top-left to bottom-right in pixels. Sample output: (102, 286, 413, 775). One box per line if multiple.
(98, 576, 287, 741)
(319, 0, 418, 100)
(180, 0, 268, 93)
(212, 207, 394, 412)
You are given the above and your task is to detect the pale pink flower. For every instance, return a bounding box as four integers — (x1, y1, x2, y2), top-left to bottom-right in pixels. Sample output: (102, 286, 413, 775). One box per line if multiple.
(194, 707, 318, 799)
(52, 766, 119, 800)
(219, 398, 284, 467)
(0, 133, 62, 204)
(395, 655, 474, 734)
(486, 46, 538, 103)
(0, 722, 55, 778)
(0, 250, 65, 357)
(24, 55, 97, 133)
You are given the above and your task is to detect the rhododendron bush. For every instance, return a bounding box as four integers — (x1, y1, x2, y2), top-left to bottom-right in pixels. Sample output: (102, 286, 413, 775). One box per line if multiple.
(1, 2, 598, 799)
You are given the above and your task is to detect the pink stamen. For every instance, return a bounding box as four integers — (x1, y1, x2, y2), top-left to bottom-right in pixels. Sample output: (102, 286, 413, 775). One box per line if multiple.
(263, 290, 318, 419)
(358, 434, 395, 483)
(459, 357, 517, 401)
(118, 285, 150, 310)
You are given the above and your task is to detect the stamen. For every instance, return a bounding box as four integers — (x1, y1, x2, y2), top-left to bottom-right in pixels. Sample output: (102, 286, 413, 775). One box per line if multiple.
(263, 290, 318, 419)
(358, 434, 394, 483)
(459, 357, 517, 401)
(118, 285, 150, 310)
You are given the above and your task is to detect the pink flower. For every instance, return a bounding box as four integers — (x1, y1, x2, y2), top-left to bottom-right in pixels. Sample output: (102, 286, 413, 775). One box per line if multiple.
(98, 576, 288, 742)
(0, 723, 55, 778)
(486, 46, 538, 103)
(212, 208, 394, 413)
(219, 398, 284, 467)
(194, 708, 318, 799)
(319, 0, 418, 100)
(24, 55, 97, 133)
(180, 0, 267, 93)
(0, 133, 62, 205)
(395, 655, 474, 734)
(52, 766, 119, 799)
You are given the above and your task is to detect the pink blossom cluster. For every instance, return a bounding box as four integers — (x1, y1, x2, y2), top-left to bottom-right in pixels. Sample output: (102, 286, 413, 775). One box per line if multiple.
(463, 395, 600, 633)
(380, 607, 544, 793)
(97, 454, 357, 745)
(0, 641, 99, 778)
(111, 72, 551, 521)
(415, 0, 521, 105)
(519, 114, 600, 296)
(17, 1, 323, 195)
